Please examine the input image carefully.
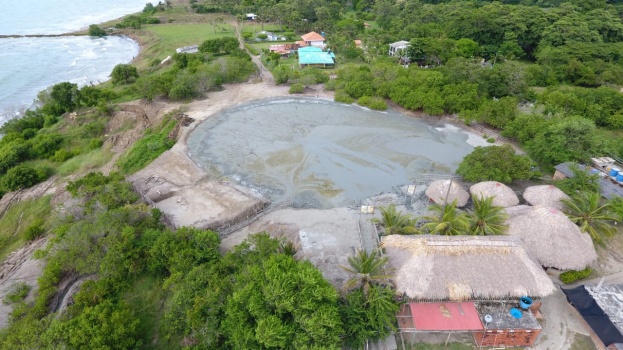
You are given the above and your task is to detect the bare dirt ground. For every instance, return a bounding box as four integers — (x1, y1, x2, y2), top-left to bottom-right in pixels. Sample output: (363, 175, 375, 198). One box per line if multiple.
(0, 238, 46, 328)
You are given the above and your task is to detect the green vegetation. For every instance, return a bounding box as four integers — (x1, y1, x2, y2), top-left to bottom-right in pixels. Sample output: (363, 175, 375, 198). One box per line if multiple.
(373, 204, 418, 235)
(0, 196, 52, 262)
(419, 201, 471, 236)
(342, 249, 392, 293)
(555, 163, 601, 195)
(468, 196, 509, 236)
(358, 96, 388, 110)
(111, 64, 139, 85)
(88, 24, 106, 37)
(289, 82, 304, 93)
(561, 191, 618, 245)
(0, 174, 399, 349)
(2, 282, 31, 305)
(457, 145, 536, 183)
(560, 268, 593, 284)
(116, 115, 178, 175)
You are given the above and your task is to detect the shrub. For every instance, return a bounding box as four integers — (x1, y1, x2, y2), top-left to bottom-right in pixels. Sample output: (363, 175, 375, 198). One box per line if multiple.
(487, 137, 496, 143)
(357, 96, 387, 110)
(116, 117, 178, 174)
(324, 79, 337, 91)
(23, 219, 45, 241)
(49, 149, 75, 163)
(257, 33, 268, 40)
(457, 144, 535, 183)
(2, 282, 31, 305)
(88, 24, 106, 37)
(289, 83, 305, 94)
(335, 90, 355, 104)
(2, 164, 48, 191)
(560, 268, 592, 284)
(244, 43, 259, 55)
(273, 65, 291, 85)
(111, 64, 139, 85)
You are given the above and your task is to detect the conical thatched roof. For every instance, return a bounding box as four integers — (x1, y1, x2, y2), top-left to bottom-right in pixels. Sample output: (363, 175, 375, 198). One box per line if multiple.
(506, 206, 597, 270)
(523, 185, 570, 210)
(426, 180, 469, 207)
(470, 181, 519, 208)
(382, 235, 556, 301)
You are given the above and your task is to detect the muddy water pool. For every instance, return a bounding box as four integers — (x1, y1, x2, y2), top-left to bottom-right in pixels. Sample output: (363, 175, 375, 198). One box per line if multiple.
(187, 98, 477, 208)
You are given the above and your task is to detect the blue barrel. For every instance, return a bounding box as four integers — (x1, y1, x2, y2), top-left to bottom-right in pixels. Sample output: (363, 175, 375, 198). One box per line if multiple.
(611, 168, 620, 177)
(617, 173, 623, 182)
(519, 296, 533, 309)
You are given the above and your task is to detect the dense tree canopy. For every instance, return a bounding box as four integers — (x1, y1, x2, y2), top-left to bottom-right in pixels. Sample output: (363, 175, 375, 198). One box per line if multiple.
(0, 174, 400, 349)
(457, 145, 535, 183)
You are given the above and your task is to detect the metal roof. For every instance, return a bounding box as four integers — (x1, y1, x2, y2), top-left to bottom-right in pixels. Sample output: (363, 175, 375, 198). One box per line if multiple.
(298, 48, 334, 65)
(555, 162, 623, 199)
(410, 302, 484, 331)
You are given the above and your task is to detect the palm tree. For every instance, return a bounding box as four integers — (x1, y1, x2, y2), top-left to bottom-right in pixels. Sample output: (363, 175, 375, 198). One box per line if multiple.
(561, 191, 618, 245)
(342, 249, 392, 295)
(419, 200, 471, 236)
(372, 204, 418, 235)
(468, 195, 509, 235)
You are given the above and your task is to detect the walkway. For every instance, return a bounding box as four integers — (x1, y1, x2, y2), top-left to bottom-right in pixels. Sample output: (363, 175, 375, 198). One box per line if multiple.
(232, 19, 274, 84)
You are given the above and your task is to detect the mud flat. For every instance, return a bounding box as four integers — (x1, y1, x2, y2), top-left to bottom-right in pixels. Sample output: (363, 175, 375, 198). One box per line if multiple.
(187, 97, 477, 209)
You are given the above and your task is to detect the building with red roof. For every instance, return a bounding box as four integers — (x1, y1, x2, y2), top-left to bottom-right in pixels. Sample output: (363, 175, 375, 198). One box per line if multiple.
(301, 31, 325, 48)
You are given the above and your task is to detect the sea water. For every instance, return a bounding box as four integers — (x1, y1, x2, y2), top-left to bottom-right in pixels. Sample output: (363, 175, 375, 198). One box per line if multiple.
(0, 0, 153, 122)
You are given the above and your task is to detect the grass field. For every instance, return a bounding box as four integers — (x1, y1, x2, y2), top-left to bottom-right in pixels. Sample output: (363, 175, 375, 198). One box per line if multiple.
(130, 22, 235, 69)
(240, 23, 285, 34)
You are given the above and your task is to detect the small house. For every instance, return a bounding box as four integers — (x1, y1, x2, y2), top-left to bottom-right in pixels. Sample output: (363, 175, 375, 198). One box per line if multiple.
(269, 44, 300, 58)
(175, 45, 199, 54)
(388, 40, 410, 56)
(257, 31, 286, 41)
(383, 235, 555, 348)
(246, 13, 257, 21)
(298, 46, 335, 68)
(301, 31, 326, 48)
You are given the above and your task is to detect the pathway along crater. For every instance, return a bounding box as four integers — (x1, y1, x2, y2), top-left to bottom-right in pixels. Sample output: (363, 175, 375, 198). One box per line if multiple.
(187, 98, 477, 209)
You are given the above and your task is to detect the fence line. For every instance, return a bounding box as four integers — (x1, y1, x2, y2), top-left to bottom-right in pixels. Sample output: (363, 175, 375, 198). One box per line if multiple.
(217, 200, 293, 237)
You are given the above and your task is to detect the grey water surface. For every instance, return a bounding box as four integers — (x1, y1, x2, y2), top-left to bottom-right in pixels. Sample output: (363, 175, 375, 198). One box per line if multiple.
(187, 98, 475, 209)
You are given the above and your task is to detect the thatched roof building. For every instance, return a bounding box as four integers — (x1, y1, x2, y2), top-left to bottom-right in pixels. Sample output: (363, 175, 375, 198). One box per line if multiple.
(382, 235, 556, 301)
(470, 181, 519, 207)
(506, 206, 597, 270)
(523, 185, 570, 210)
(426, 180, 469, 207)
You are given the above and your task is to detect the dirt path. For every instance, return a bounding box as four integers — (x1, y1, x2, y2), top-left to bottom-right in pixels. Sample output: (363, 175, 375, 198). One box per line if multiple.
(232, 19, 275, 84)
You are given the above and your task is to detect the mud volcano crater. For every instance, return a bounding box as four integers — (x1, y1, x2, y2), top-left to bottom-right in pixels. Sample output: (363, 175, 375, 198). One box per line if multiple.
(187, 98, 476, 209)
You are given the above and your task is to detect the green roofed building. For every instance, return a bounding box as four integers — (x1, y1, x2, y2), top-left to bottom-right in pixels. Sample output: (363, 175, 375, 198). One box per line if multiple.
(298, 46, 335, 68)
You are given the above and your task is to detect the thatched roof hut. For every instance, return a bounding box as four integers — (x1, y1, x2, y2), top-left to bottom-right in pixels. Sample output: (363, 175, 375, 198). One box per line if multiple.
(382, 235, 556, 301)
(506, 206, 597, 270)
(426, 180, 469, 207)
(470, 181, 519, 208)
(523, 185, 570, 210)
